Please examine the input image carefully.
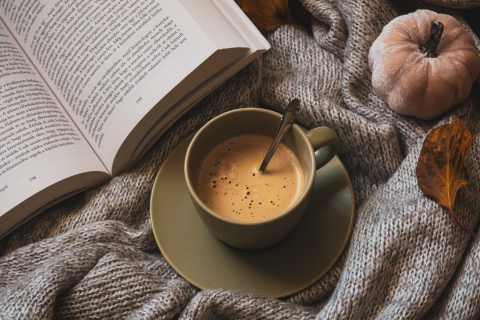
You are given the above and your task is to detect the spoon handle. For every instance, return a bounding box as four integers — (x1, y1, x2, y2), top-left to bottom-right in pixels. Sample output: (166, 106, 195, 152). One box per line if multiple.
(259, 99, 301, 173)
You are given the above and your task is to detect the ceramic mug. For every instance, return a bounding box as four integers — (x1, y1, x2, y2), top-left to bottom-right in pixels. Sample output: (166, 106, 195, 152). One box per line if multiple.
(184, 108, 340, 250)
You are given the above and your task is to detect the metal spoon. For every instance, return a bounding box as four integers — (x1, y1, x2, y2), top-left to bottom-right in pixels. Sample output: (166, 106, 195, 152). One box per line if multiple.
(259, 99, 301, 173)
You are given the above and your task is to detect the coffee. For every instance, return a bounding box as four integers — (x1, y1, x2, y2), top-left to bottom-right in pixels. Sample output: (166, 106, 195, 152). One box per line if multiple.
(197, 134, 304, 221)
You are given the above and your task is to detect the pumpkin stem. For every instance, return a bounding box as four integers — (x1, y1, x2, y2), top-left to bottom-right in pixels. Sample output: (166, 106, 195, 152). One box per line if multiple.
(419, 20, 444, 58)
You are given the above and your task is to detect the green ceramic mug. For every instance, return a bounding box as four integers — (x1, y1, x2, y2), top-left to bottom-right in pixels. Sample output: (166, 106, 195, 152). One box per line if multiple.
(185, 108, 340, 250)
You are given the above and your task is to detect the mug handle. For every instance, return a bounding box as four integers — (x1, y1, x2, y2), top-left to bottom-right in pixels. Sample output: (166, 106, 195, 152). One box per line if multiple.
(306, 127, 340, 170)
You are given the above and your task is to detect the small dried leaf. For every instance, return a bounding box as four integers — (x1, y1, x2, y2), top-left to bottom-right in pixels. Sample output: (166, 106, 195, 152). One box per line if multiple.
(416, 116, 475, 237)
(236, 0, 297, 31)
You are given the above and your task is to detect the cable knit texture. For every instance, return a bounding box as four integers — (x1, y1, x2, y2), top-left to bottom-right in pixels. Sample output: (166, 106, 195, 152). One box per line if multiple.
(2, 0, 480, 319)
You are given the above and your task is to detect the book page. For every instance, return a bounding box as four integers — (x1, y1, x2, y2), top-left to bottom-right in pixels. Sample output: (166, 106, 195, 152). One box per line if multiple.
(0, 0, 226, 171)
(0, 20, 109, 217)
(121, 0, 269, 171)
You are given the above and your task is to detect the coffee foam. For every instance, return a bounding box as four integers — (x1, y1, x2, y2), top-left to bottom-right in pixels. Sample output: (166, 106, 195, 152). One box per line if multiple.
(197, 134, 304, 221)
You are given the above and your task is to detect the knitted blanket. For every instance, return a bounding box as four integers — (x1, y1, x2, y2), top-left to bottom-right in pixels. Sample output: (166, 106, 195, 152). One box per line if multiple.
(2, 0, 480, 318)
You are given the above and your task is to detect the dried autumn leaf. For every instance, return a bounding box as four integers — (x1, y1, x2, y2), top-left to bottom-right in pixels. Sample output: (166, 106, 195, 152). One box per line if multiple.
(236, 0, 297, 31)
(416, 116, 475, 237)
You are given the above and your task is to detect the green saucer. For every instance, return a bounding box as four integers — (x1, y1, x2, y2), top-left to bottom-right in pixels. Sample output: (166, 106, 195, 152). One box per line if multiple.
(150, 133, 354, 298)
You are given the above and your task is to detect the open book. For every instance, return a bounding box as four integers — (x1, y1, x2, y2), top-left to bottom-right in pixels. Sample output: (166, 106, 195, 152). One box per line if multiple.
(0, 0, 270, 238)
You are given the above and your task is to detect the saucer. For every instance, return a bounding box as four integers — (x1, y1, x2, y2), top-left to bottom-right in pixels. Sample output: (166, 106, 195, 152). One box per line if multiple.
(150, 133, 354, 298)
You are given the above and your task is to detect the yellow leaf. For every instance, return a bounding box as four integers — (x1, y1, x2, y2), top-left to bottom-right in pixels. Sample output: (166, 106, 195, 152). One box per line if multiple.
(416, 116, 475, 237)
(236, 0, 298, 31)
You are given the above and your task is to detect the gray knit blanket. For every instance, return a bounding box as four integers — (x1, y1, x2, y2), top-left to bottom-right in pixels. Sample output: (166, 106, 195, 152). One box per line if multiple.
(2, 0, 480, 318)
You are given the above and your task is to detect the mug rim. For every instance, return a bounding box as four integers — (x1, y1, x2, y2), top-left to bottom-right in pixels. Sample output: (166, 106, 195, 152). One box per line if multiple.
(184, 108, 316, 226)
